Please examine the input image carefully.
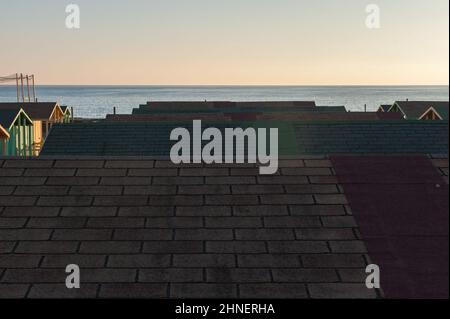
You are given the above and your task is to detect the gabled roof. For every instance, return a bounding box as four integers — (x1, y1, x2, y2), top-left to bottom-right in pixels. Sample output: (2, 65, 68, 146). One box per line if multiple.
(0, 107, 33, 129)
(60, 105, 71, 114)
(390, 101, 449, 119)
(377, 105, 392, 112)
(419, 105, 449, 120)
(0, 102, 62, 121)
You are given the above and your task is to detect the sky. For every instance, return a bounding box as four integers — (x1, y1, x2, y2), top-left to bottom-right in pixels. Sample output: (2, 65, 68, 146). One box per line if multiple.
(0, 0, 448, 85)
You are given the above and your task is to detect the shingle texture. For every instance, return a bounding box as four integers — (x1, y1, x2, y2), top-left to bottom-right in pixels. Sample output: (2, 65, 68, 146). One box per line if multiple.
(40, 121, 449, 156)
(0, 157, 376, 299)
(293, 121, 448, 154)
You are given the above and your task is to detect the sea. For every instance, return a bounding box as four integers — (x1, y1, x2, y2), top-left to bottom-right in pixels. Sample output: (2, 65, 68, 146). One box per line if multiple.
(0, 85, 448, 119)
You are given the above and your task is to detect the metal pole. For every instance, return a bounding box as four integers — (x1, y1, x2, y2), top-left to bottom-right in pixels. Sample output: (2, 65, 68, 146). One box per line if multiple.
(26, 75, 31, 102)
(113, 107, 116, 115)
(15, 73, 19, 102)
(32, 75, 36, 102)
(20, 73, 25, 102)
(364, 104, 367, 112)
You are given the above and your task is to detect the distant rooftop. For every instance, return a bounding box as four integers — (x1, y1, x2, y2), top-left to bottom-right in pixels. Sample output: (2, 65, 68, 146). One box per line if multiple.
(40, 121, 449, 156)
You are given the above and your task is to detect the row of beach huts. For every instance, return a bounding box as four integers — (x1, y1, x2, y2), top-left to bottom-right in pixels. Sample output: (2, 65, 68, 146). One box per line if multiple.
(0, 103, 72, 156)
(0, 100, 448, 156)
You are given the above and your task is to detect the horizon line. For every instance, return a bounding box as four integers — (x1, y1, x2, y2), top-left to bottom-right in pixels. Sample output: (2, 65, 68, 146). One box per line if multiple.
(0, 83, 449, 87)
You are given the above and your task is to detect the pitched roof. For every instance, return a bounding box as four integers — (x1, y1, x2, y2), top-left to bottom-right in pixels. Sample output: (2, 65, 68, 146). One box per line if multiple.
(60, 105, 71, 114)
(0, 102, 60, 121)
(0, 107, 33, 129)
(377, 105, 392, 112)
(391, 101, 449, 119)
(419, 105, 449, 120)
(40, 121, 449, 156)
(0, 155, 446, 298)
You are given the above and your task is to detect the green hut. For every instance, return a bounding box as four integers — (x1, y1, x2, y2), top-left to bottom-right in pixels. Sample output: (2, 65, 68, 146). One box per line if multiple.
(0, 108, 34, 156)
(61, 105, 73, 123)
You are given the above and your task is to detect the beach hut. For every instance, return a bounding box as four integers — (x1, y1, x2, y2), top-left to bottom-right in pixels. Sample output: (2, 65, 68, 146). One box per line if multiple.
(377, 105, 392, 112)
(61, 106, 73, 123)
(0, 108, 34, 156)
(419, 105, 449, 121)
(388, 101, 449, 120)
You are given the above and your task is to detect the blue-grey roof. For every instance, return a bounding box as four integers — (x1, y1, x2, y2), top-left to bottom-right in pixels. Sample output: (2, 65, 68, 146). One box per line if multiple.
(40, 121, 449, 156)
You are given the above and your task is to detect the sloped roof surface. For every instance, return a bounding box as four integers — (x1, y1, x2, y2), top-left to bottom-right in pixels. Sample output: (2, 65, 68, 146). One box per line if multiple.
(0, 155, 447, 298)
(40, 121, 449, 156)
(0, 156, 374, 298)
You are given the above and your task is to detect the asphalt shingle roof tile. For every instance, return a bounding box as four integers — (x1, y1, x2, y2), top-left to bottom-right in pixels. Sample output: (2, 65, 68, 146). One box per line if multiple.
(0, 156, 381, 298)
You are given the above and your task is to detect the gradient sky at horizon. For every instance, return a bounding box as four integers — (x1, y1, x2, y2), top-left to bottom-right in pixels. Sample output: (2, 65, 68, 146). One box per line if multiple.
(0, 0, 448, 85)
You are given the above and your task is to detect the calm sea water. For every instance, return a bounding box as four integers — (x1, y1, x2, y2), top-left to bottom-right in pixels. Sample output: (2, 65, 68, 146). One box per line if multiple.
(0, 85, 448, 118)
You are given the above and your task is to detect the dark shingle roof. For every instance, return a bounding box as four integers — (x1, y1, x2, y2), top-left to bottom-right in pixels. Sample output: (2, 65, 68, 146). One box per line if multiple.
(293, 121, 448, 154)
(0, 155, 446, 298)
(0, 156, 374, 298)
(393, 101, 449, 119)
(40, 121, 448, 156)
(0, 102, 59, 121)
